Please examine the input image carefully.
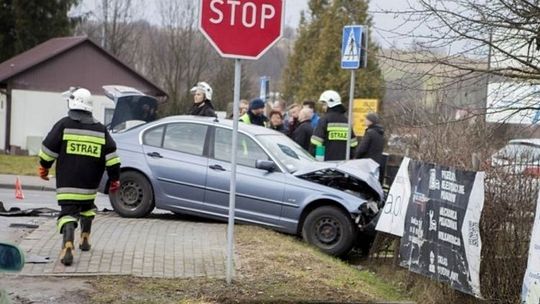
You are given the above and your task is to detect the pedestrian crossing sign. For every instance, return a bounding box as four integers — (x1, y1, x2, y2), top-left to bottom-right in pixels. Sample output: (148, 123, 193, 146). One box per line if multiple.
(341, 25, 365, 69)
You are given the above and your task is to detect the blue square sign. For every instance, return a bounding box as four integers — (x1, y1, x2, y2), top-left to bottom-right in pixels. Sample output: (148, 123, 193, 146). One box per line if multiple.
(341, 25, 363, 69)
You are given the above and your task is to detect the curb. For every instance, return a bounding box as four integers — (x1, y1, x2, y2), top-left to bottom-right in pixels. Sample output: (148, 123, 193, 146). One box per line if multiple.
(0, 183, 55, 192)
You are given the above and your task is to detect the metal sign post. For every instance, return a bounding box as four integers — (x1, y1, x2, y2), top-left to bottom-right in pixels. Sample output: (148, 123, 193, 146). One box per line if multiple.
(346, 70, 356, 161)
(341, 25, 367, 160)
(226, 58, 241, 284)
(199, 0, 285, 285)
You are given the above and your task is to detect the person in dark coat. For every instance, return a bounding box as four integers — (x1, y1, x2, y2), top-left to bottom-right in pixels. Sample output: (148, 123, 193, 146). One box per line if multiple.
(311, 90, 357, 161)
(286, 103, 301, 137)
(189, 82, 216, 117)
(269, 110, 287, 133)
(240, 98, 268, 127)
(355, 112, 385, 167)
(292, 108, 314, 151)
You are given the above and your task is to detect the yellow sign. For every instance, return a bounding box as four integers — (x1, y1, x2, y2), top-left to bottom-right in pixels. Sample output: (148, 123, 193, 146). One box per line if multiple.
(352, 99, 379, 136)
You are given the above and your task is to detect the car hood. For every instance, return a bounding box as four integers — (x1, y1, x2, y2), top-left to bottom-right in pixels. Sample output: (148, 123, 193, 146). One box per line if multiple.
(104, 85, 158, 131)
(294, 159, 384, 201)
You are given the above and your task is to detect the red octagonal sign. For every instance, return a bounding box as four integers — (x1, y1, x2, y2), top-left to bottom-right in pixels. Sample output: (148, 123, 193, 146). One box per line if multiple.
(199, 0, 285, 60)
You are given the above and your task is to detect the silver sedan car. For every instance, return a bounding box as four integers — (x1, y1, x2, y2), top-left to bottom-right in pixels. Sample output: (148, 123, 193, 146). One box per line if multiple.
(100, 114, 383, 256)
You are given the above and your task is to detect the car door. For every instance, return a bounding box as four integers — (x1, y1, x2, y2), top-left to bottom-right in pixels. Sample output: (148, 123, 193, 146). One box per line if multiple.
(142, 122, 209, 210)
(205, 127, 285, 227)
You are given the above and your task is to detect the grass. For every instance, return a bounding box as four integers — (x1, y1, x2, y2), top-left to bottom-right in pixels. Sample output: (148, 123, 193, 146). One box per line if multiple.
(90, 225, 411, 304)
(0, 154, 55, 176)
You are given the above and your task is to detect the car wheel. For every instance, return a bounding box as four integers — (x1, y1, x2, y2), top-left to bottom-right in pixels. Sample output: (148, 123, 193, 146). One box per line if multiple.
(301, 206, 356, 257)
(109, 171, 154, 218)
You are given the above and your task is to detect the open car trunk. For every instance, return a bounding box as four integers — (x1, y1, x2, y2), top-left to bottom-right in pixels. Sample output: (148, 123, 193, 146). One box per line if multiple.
(103, 85, 158, 132)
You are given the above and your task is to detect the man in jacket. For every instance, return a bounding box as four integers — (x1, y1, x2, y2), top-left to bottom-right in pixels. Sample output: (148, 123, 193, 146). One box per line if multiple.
(189, 82, 217, 117)
(292, 108, 314, 151)
(311, 90, 358, 161)
(355, 112, 385, 167)
(38, 87, 121, 266)
(240, 98, 268, 127)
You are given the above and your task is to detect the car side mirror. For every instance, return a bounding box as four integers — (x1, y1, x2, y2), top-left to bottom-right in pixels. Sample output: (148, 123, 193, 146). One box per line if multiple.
(256, 160, 276, 172)
(0, 242, 25, 272)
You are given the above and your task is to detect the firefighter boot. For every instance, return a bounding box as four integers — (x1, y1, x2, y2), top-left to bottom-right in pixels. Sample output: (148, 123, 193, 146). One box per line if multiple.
(79, 216, 93, 251)
(60, 222, 76, 266)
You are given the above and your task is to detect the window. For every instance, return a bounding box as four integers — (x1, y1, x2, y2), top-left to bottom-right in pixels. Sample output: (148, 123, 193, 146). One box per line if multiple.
(214, 128, 269, 168)
(104, 108, 115, 126)
(162, 123, 208, 156)
(142, 126, 164, 147)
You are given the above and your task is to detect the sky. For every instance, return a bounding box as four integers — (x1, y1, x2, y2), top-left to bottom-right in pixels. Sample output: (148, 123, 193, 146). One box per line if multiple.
(79, 0, 413, 48)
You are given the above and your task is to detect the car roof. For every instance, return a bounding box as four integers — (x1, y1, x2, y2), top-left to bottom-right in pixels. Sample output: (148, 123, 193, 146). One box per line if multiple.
(508, 138, 540, 147)
(155, 115, 280, 136)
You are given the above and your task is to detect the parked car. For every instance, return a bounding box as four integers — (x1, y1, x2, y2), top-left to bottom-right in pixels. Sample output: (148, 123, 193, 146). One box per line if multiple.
(491, 139, 540, 176)
(99, 88, 383, 256)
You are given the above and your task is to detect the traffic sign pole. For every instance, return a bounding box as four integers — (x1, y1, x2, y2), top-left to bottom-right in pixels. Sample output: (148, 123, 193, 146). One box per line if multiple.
(226, 58, 242, 284)
(341, 25, 366, 160)
(346, 70, 356, 161)
(199, 0, 284, 285)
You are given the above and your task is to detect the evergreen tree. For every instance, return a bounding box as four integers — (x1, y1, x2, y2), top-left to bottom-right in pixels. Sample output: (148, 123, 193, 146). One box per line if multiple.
(0, 0, 16, 62)
(282, 0, 384, 107)
(0, 0, 80, 62)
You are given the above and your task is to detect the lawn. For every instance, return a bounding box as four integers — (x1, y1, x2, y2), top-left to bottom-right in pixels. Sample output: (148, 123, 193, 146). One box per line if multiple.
(0, 155, 49, 176)
(90, 226, 411, 304)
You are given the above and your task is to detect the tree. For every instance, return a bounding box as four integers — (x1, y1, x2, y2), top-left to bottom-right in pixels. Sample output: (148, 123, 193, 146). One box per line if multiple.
(0, 0, 15, 62)
(282, 0, 384, 105)
(14, 0, 80, 54)
(0, 0, 80, 62)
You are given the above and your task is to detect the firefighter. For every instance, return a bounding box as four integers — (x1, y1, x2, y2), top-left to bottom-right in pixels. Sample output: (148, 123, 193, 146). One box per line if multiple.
(189, 81, 217, 117)
(310, 90, 358, 161)
(38, 87, 121, 266)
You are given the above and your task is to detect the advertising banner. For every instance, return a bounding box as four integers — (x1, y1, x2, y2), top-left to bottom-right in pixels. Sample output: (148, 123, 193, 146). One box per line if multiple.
(521, 193, 540, 303)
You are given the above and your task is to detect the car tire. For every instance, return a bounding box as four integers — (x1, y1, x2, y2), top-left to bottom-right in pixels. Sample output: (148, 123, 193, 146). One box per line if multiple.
(301, 206, 356, 257)
(109, 171, 154, 218)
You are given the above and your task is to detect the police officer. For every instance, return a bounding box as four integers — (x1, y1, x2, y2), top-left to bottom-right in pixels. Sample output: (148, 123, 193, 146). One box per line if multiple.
(240, 98, 268, 127)
(310, 90, 358, 161)
(38, 88, 121, 266)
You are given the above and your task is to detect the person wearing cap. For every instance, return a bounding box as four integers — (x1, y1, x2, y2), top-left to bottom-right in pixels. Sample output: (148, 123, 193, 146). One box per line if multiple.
(189, 82, 216, 117)
(240, 98, 268, 127)
(311, 90, 358, 161)
(355, 112, 385, 167)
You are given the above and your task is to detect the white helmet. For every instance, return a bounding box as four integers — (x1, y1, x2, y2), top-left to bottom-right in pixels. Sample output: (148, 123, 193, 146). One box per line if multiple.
(319, 90, 341, 108)
(190, 81, 213, 101)
(65, 87, 93, 112)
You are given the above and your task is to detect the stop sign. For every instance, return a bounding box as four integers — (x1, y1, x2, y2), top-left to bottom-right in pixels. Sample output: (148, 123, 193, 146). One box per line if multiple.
(199, 0, 284, 60)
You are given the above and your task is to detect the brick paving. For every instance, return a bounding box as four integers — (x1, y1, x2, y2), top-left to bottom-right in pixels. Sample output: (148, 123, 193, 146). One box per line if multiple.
(18, 214, 229, 278)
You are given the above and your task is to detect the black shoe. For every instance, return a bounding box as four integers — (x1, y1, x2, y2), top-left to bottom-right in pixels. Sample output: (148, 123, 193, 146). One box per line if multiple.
(60, 241, 74, 266)
(79, 232, 91, 251)
(60, 222, 76, 266)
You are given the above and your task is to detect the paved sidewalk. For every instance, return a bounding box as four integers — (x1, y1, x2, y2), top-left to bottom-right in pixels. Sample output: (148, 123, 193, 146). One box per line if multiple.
(0, 174, 55, 191)
(17, 214, 229, 278)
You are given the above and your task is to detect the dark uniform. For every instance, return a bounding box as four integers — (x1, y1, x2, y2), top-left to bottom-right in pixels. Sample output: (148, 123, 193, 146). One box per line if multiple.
(39, 110, 120, 265)
(310, 106, 358, 161)
(292, 119, 313, 151)
(189, 100, 217, 117)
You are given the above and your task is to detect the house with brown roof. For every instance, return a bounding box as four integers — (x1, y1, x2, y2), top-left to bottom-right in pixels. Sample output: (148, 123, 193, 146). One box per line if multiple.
(0, 36, 167, 154)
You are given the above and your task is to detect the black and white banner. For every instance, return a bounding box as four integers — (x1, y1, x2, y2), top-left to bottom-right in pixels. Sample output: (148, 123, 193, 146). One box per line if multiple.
(376, 158, 484, 298)
(522, 193, 540, 303)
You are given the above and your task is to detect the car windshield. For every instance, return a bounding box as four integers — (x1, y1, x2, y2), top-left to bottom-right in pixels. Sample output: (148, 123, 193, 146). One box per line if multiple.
(256, 134, 316, 173)
(495, 143, 540, 162)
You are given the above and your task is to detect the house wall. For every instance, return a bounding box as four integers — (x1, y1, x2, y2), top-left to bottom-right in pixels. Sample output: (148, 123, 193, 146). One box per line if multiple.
(0, 93, 5, 152)
(10, 89, 114, 153)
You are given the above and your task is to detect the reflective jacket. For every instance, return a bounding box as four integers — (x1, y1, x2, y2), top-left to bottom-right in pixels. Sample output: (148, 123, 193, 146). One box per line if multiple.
(310, 106, 358, 161)
(39, 114, 120, 204)
(240, 112, 268, 127)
